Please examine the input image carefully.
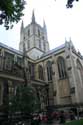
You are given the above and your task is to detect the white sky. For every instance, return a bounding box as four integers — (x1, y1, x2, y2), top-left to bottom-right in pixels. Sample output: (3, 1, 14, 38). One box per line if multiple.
(0, 0, 83, 54)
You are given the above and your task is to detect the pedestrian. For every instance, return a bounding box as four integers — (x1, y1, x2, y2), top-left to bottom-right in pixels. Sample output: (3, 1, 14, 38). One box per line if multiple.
(69, 111, 75, 120)
(36, 114, 41, 125)
(31, 115, 34, 125)
(59, 111, 66, 124)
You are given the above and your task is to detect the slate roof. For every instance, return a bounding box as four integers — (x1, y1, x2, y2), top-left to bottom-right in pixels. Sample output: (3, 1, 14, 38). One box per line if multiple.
(0, 42, 65, 58)
(40, 43, 65, 58)
(0, 42, 23, 55)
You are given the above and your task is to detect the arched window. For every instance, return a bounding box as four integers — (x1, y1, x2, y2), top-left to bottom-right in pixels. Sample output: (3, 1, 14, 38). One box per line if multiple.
(38, 65, 44, 80)
(57, 56, 67, 79)
(77, 59, 83, 84)
(47, 61, 52, 81)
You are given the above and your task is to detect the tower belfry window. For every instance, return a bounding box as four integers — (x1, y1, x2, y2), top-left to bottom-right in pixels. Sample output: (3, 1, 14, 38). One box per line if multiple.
(39, 40, 41, 49)
(43, 42, 46, 51)
(24, 36, 25, 40)
(38, 29, 40, 37)
(28, 29, 30, 36)
(42, 36, 44, 40)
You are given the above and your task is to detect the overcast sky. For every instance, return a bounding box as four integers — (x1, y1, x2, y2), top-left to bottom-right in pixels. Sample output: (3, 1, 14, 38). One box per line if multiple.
(0, 0, 83, 54)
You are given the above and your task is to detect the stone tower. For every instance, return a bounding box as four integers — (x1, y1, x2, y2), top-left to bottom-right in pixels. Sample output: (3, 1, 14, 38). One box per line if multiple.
(19, 11, 49, 60)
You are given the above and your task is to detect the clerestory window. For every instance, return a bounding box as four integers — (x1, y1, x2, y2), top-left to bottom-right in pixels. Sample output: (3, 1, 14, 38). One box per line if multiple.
(47, 61, 52, 81)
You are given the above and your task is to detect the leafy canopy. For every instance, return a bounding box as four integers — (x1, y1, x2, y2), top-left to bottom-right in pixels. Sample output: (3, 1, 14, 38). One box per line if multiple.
(0, 0, 79, 30)
(0, 0, 26, 30)
(66, 0, 79, 8)
(9, 85, 39, 114)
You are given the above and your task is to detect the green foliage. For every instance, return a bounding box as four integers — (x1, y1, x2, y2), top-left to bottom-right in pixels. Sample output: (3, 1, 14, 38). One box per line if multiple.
(66, 0, 79, 8)
(0, 0, 26, 29)
(9, 85, 39, 114)
(64, 119, 83, 125)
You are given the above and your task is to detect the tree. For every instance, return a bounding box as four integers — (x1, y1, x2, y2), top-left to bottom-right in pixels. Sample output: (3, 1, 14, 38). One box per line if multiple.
(9, 85, 39, 115)
(0, 0, 26, 30)
(66, 0, 79, 8)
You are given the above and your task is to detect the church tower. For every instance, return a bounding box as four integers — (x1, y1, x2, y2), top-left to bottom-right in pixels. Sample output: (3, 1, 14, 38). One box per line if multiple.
(19, 11, 49, 60)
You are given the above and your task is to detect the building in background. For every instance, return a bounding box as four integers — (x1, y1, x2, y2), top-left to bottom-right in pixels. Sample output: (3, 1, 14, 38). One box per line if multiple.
(0, 11, 83, 111)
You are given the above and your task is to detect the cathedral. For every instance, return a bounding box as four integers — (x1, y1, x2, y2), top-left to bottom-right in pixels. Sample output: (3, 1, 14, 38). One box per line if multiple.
(0, 11, 83, 111)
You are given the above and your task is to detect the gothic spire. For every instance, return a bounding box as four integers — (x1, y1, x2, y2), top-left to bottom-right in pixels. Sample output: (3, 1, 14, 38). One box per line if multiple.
(43, 19, 46, 27)
(43, 19, 47, 33)
(69, 37, 72, 43)
(32, 10, 35, 23)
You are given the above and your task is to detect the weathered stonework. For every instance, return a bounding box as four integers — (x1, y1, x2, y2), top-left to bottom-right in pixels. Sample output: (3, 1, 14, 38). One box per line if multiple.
(0, 12, 83, 111)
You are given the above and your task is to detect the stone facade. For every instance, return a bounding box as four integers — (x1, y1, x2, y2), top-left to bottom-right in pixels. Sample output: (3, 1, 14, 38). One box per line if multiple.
(19, 11, 49, 60)
(0, 12, 83, 111)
